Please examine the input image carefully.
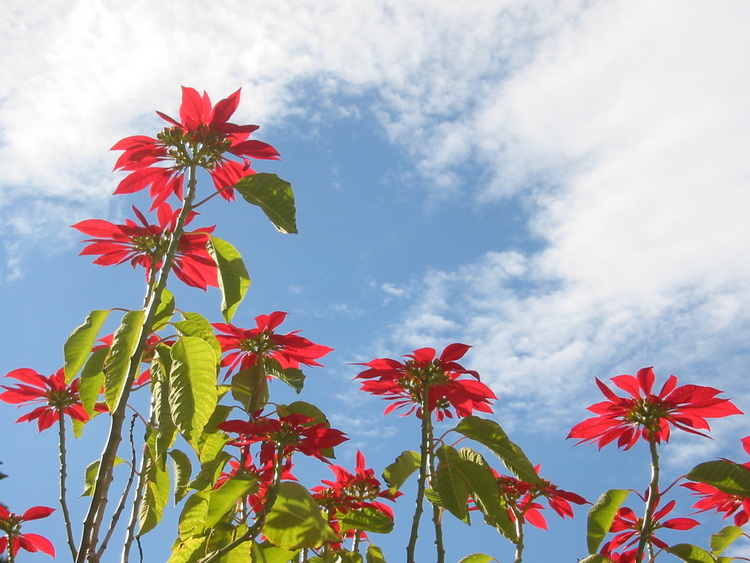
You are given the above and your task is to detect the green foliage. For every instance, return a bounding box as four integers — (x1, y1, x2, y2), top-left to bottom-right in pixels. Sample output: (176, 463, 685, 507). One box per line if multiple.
(433, 444, 472, 523)
(667, 544, 716, 563)
(586, 489, 629, 554)
(383, 450, 420, 494)
(169, 449, 193, 504)
(250, 540, 299, 563)
(687, 460, 750, 498)
(104, 309, 146, 410)
(453, 416, 541, 486)
(78, 347, 108, 417)
(457, 555, 498, 563)
(234, 173, 298, 235)
(339, 506, 394, 534)
(63, 309, 110, 383)
(169, 336, 219, 448)
(82, 457, 123, 496)
(366, 545, 387, 563)
(710, 525, 744, 557)
(206, 235, 250, 323)
(262, 482, 338, 550)
(140, 436, 171, 534)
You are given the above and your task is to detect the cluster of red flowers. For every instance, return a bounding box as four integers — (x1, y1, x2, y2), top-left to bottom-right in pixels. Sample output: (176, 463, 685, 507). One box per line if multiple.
(355, 344, 496, 421)
(0, 505, 55, 559)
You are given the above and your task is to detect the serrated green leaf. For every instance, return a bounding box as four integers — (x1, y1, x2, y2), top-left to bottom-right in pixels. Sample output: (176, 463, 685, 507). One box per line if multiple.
(457, 555, 497, 563)
(82, 457, 123, 496)
(453, 416, 541, 486)
(153, 288, 175, 331)
(587, 489, 629, 554)
(139, 445, 171, 534)
(365, 545, 387, 563)
(457, 449, 517, 542)
(667, 544, 715, 563)
(64, 309, 110, 383)
(169, 336, 218, 448)
(197, 404, 232, 464)
(168, 536, 207, 563)
(262, 482, 338, 550)
(207, 236, 250, 323)
(711, 525, 743, 556)
(234, 173, 298, 235)
(250, 540, 299, 563)
(205, 476, 258, 529)
(687, 460, 750, 498)
(104, 309, 146, 411)
(173, 312, 223, 361)
(434, 444, 471, 523)
(152, 355, 177, 462)
(339, 506, 394, 534)
(383, 450, 421, 494)
(170, 449, 193, 504)
(79, 347, 108, 417)
(178, 490, 210, 539)
(190, 451, 232, 491)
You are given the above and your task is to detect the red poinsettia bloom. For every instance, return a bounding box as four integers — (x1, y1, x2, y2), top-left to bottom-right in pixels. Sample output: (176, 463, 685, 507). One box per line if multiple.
(494, 466, 587, 530)
(112, 86, 280, 206)
(312, 450, 400, 518)
(0, 368, 93, 432)
(219, 412, 347, 464)
(213, 311, 333, 379)
(568, 367, 742, 450)
(354, 344, 496, 422)
(0, 505, 55, 558)
(73, 203, 218, 290)
(603, 498, 698, 553)
(682, 436, 750, 526)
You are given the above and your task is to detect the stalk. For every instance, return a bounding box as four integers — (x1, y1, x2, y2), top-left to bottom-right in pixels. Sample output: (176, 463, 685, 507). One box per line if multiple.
(512, 507, 525, 563)
(76, 163, 199, 562)
(636, 435, 661, 561)
(57, 414, 78, 560)
(406, 398, 433, 563)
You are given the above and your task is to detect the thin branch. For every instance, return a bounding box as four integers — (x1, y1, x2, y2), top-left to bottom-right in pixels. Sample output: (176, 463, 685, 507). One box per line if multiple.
(57, 415, 78, 560)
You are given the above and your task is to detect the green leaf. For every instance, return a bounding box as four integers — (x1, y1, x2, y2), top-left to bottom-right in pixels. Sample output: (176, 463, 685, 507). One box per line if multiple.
(173, 312, 223, 361)
(167, 536, 206, 563)
(104, 309, 146, 411)
(231, 365, 269, 415)
(169, 336, 219, 448)
(78, 347, 108, 417)
(687, 460, 750, 498)
(434, 444, 471, 523)
(264, 359, 305, 393)
(457, 555, 498, 563)
(207, 235, 250, 323)
(453, 416, 541, 486)
(383, 450, 421, 494)
(339, 506, 394, 534)
(152, 353, 178, 461)
(205, 476, 258, 529)
(154, 288, 175, 331)
(178, 490, 210, 539)
(82, 457, 123, 496)
(139, 445, 171, 534)
(457, 449, 516, 542)
(366, 545, 387, 563)
(64, 309, 110, 383)
(169, 449, 193, 504)
(278, 401, 337, 458)
(711, 525, 743, 556)
(587, 489, 629, 554)
(234, 173, 298, 235)
(190, 451, 232, 491)
(578, 556, 613, 563)
(667, 544, 716, 563)
(262, 482, 338, 549)
(250, 540, 299, 563)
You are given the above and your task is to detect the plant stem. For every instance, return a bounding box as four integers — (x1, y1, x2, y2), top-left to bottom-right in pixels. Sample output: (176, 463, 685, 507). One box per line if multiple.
(513, 508, 525, 563)
(406, 400, 433, 563)
(57, 415, 78, 560)
(76, 164, 199, 562)
(636, 436, 661, 561)
(122, 412, 150, 562)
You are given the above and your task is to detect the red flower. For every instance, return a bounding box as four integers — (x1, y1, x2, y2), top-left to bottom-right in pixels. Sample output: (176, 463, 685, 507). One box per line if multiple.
(213, 311, 333, 379)
(219, 412, 347, 464)
(0, 368, 92, 432)
(73, 203, 218, 290)
(0, 505, 55, 558)
(568, 367, 742, 450)
(312, 450, 401, 518)
(682, 436, 750, 526)
(603, 498, 698, 552)
(112, 87, 279, 206)
(493, 466, 587, 530)
(354, 344, 496, 422)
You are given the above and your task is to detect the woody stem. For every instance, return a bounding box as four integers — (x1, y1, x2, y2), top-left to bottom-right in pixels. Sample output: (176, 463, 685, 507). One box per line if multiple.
(636, 435, 661, 561)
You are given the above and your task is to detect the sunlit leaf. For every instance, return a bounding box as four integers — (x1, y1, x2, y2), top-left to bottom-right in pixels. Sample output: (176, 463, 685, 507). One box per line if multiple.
(250, 540, 299, 563)
(169, 449, 192, 505)
(167, 536, 206, 563)
(366, 545, 387, 563)
(234, 173, 298, 235)
(153, 288, 175, 331)
(457, 555, 498, 563)
(587, 489, 629, 554)
(64, 309, 110, 383)
(79, 347, 107, 417)
(453, 416, 541, 486)
(578, 556, 613, 563)
(434, 444, 471, 523)
(231, 365, 269, 415)
(687, 460, 750, 498)
(340, 506, 394, 534)
(383, 450, 421, 494)
(710, 525, 743, 556)
(104, 310, 146, 411)
(82, 457, 123, 496)
(262, 482, 338, 549)
(178, 491, 210, 539)
(205, 476, 257, 529)
(666, 543, 715, 563)
(139, 445, 171, 534)
(173, 311, 222, 361)
(207, 235, 250, 323)
(169, 336, 218, 448)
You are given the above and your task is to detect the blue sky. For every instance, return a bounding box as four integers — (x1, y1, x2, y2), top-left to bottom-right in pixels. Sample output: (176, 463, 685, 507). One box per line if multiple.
(2, 0, 750, 560)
